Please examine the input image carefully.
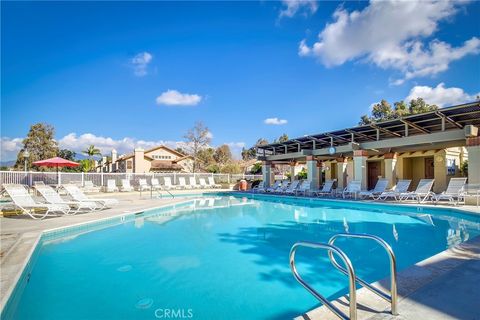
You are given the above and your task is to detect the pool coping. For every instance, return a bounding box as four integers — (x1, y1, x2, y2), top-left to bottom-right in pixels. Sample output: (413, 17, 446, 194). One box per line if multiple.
(235, 191, 480, 216)
(0, 198, 196, 316)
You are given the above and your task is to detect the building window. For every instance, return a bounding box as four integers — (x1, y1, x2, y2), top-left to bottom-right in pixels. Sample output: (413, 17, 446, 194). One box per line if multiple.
(152, 155, 172, 160)
(127, 160, 132, 169)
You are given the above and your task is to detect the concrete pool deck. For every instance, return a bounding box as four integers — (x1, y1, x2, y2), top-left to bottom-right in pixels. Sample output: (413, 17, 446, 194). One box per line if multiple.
(1, 190, 479, 318)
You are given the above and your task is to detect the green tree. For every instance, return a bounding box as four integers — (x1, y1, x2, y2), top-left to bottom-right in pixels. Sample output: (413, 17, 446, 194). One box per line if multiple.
(78, 159, 92, 172)
(256, 138, 269, 146)
(250, 162, 262, 174)
(408, 98, 438, 114)
(183, 121, 212, 172)
(15, 123, 59, 170)
(278, 133, 289, 143)
(58, 149, 76, 161)
(82, 145, 101, 172)
(220, 162, 242, 174)
(196, 148, 215, 171)
(394, 100, 409, 118)
(214, 145, 232, 165)
(371, 99, 394, 120)
(241, 147, 256, 161)
(57, 149, 81, 172)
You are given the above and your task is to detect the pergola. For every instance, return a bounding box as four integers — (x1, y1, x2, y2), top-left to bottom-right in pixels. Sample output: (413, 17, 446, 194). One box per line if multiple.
(257, 101, 480, 161)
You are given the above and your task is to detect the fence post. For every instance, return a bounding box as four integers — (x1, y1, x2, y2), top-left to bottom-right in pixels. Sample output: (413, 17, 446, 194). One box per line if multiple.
(227, 174, 230, 184)
(29, 171, 33, 187)
(81, 172, 85, 186)
(173, 172, 176, 185)
(101, 172, 104, 187)
(58, 172, 62, 186)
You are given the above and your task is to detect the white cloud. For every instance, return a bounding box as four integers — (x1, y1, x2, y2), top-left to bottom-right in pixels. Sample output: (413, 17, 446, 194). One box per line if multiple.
(226, 142, 246, 149)
(279, 0, 318, 18)
(299, 0, 480, 84)
(58, 133, 185, 157)
(264, 117, 288, 125)
(156, 90, 202, 106)
(131, 52, 153, 77)
(405, 83, 479, 107)
(0, 137, 23, 161)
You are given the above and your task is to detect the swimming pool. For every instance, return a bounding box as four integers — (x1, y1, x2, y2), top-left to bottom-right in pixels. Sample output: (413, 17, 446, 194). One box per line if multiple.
(4, 194, 480, 319)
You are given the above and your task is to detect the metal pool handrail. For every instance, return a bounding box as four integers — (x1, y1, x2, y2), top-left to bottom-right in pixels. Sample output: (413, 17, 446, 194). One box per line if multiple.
(328, 233, 398, 316)
(289, 241, 357, 320)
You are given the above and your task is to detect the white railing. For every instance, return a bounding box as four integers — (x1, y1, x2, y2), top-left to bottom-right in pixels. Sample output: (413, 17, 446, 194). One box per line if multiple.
(0, 171, 274, 188)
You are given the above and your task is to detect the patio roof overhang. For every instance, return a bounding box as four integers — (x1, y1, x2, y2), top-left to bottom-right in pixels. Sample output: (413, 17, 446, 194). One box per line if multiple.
(257, 101, 480, 162)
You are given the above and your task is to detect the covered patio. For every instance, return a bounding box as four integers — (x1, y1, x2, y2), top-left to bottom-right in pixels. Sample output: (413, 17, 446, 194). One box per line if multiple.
(257, 102, 480, 200)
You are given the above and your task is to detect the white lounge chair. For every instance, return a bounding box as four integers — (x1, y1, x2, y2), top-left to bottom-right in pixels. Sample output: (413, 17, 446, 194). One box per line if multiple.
(83, 181, 101, 193)
(266, 180, 281, 193)
(178, 177, 190, 189)
(3, 184, 70, 219)
(283, 180, 300, 195)
(163, 177, 176, 190)
(342, 180, 362, 199)
(188, 177, 200, 189)
(199, 178, 208, 189)
(120, 179, 133, 192)
(252, 181, 267, 193)
(434, 177, 467, 205)
(272, 180, 289, 193)
(62, 184, 118, 208)
(359, 179, 389, 199)
(377, 180, 411, 201)
(295, 180, 311, 196)
(399, 179, 435, 203)
(137, 179, 151, 191)
(35, 184, 97, 213)
(105, 179, 119, 193)
(312, 180, 336, 197)
(151, 178, 162, 191)
(208, 176, 222, 188)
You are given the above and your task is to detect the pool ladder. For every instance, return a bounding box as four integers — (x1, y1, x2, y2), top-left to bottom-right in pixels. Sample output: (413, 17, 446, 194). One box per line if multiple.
(289, 233, 398, 320)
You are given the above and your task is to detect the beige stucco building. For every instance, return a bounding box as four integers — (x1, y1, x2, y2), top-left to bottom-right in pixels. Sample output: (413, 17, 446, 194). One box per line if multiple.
(98, 145, 194, 173)
(257, 102, 480, 201)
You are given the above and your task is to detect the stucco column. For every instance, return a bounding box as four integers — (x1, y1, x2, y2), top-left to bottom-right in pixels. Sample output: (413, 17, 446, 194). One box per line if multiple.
(289, 162, 296, 182)
(433, 151, 447, 193)
(262, 161, 272, 187)
(306, 156, 320, 190)
(384, 153, 397, 189)
(354, 150, 368, 190)
(336, 157, 347, 190)
(324, 161, 332, 181)
(134, 148, 145, 173)
(466, 137, 480, 186)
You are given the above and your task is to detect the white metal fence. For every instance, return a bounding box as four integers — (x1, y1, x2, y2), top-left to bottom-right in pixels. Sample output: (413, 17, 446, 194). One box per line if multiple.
(0, 171, 279, 188)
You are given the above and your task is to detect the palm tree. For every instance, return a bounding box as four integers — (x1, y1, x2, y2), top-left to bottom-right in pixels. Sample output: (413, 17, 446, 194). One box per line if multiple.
(82, 145, 101, 172)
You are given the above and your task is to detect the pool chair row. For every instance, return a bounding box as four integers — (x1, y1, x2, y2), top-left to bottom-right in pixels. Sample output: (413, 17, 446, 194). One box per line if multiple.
(103, 176, 222, 192)
(252, 177, 468, 206)
(0, 183, 118, 220)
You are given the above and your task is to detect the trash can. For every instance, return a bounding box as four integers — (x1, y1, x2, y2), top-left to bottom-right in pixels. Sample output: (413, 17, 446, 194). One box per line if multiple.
(239, 179, 247, 191)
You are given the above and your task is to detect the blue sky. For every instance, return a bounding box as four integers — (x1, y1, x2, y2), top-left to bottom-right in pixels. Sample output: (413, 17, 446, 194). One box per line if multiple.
(1, 1, 479, 160)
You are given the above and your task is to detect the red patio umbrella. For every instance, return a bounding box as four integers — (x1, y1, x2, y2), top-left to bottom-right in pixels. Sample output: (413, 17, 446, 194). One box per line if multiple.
(32, 157, 80, 185)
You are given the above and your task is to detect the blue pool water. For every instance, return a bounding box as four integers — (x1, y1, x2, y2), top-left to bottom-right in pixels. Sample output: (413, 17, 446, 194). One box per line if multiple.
(6, 194, 480, 319)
